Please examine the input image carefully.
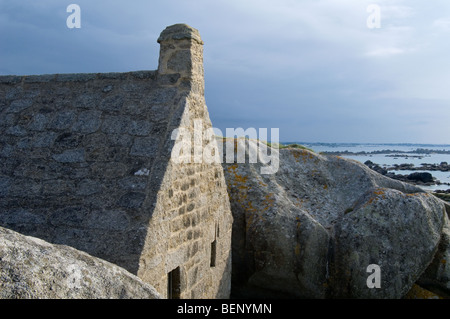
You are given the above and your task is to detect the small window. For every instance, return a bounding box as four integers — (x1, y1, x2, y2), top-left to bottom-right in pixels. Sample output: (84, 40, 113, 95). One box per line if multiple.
(210, 240, 217, 267)
(168, 267, 181, 299)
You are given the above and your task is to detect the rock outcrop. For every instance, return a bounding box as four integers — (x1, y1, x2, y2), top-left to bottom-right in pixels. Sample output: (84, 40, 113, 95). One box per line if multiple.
(417, 216, 450, 298)
(0, 226, 161, 299)
(221, 139, 448, 298)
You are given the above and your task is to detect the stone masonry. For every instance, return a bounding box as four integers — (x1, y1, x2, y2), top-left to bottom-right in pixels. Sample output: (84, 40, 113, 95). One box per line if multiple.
(0, 24, 233, 299)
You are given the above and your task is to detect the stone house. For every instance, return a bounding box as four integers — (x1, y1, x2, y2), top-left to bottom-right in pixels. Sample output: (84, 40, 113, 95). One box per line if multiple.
(0, 24, 233, 299)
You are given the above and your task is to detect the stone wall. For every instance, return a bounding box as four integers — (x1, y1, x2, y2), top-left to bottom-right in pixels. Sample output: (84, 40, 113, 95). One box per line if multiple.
(0, 24, 232, 299)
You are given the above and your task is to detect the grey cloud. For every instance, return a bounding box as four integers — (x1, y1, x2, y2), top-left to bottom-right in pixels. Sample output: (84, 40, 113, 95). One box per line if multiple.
(1, 0, 450, 143)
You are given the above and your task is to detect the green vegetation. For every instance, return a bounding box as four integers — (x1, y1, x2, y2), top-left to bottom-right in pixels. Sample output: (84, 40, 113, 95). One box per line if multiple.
(265, 142, 314, 152)
(215, 136, 314, 152)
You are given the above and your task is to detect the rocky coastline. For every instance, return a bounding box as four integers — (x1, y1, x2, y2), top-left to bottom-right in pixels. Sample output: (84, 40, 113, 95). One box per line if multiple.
(318, 147, 450, 203)
(323, 148, 450, 158)
(359, 160, 450, 205)
(388, 161, 450, 172)
(363, 160, 450, 189)
(320, 148, 450, 191)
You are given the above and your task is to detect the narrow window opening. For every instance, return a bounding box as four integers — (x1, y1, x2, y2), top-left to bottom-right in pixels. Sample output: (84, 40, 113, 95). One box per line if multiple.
(210, 222, 219, 268)
(167, 266, 181, 299)
(210, 240, 217, 267)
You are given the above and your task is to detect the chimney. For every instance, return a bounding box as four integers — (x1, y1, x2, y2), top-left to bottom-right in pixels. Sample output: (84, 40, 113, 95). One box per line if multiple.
(157, 24, 204, 96)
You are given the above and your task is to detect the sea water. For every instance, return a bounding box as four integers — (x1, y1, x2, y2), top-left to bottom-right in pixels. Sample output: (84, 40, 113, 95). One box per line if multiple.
(291, 143, 450, 191)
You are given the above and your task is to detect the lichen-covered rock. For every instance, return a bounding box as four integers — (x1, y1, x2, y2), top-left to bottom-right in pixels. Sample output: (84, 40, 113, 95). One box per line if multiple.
(221, 139, 447, 298)
(0, 226, 161, 299)
(404, 284, 443, 299)
(416, 213, 450, 298)
(332, 187, 444, 298)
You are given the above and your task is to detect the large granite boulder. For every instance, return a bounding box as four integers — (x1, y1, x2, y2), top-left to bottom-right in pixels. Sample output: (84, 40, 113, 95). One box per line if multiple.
(220, 139, 447, 298)
(416, 212, 450, 298)
(0, 226, 161, 299)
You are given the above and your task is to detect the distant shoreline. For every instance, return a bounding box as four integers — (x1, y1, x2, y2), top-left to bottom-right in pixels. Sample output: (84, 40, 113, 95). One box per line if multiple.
(318, 148, 450, 156)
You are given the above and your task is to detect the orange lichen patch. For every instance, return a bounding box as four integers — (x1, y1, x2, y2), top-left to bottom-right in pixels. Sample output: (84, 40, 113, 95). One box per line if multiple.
(294, 198, 305, 208)
(258, 180, 268, 187)
(291, 149, 314, 163)
(365, 188, 387, 206)
(295, 217, 301, 230)
(405, 193, 418, 197)
(404, 192, 430, 198)
(227, 163, 272, 228)
(261, 193, 276, 211)
(294, 243, 301, 256)
(245, 208, 267, 232)
(404, 284, 443, 299)
(366, 197, 377, 206)
(227, 164, 251, 208)
(227, 164, 248, 184)
(245, 200, 256, 213)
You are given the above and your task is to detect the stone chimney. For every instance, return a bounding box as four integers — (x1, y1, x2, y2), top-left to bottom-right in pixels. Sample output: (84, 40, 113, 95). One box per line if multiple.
(157, 24, 204, 96)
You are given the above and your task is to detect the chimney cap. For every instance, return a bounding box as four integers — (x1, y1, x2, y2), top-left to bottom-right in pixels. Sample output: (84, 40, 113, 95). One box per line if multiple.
(157, 24, 203, 45)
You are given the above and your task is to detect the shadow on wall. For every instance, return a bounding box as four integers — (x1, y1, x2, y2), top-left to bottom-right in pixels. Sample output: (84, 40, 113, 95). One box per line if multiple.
(0, 24, 233, 299)
(0, 69, 178, 274)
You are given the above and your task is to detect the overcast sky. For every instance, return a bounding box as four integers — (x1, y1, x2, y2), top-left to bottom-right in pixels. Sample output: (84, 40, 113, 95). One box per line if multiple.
(1, 0, 449, 144)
